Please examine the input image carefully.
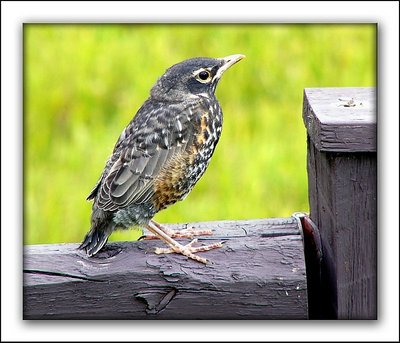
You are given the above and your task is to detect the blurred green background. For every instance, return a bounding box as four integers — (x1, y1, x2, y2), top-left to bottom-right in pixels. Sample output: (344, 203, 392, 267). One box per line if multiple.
(24, 24, 375, 245)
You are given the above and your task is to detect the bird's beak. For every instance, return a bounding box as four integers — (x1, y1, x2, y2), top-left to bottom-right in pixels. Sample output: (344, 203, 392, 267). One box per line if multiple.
(214, 54, 245, 80)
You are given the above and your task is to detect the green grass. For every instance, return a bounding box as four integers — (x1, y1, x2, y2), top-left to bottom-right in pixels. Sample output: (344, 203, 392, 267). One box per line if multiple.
(24, 24, 376, 245)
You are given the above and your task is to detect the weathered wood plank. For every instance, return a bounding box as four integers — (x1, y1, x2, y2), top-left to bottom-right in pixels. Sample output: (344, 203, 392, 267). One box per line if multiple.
(307, 145, 377, 319)
(303, 87, 376, 152)
(304, 87, 377, 319)
(23, 218, 308, 320)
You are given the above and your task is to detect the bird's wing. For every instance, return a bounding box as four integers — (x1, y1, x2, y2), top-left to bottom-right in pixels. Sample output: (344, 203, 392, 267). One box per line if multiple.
(94, 99, 201, 211)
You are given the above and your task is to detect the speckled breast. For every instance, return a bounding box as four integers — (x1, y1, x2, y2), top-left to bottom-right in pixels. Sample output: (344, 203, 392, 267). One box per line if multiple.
(152, 100, 223, 211)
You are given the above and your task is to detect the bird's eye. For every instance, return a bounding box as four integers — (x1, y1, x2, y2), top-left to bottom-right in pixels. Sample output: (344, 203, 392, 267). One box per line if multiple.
(199, 71, 210, 80)
(195, 70, 212, 83)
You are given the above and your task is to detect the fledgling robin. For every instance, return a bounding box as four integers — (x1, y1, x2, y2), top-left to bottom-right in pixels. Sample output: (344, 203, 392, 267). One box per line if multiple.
(79, 54, 245, 263)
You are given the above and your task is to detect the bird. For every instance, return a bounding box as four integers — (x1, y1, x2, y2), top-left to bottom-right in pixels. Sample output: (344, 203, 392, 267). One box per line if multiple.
(79, 54, 245, 264)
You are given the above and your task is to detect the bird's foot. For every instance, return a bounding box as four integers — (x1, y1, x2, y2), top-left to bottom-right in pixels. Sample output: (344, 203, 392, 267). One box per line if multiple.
(145, 220, 222, 264)
(140, 227, 213, 240)
(154, 238, 223, 264)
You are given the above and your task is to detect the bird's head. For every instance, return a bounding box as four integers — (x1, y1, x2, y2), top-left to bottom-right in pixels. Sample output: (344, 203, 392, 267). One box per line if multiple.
(150, 54, 245, 101)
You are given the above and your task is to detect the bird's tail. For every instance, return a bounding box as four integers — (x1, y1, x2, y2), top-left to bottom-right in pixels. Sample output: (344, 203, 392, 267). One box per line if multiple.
(78, 221, 115, 257)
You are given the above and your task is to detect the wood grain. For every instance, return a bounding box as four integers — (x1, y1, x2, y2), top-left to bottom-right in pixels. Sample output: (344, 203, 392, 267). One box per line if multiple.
(24, 218, 308, 319)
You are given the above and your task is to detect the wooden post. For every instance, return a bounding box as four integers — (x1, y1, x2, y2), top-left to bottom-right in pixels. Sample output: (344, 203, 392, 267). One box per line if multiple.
(24, 218, 308, 319)
(303, 87, 377, 319)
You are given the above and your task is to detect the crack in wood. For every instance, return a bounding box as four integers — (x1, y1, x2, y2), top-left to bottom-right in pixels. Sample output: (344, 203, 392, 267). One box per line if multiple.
(24, 269, 105, 282)
(261, 231, 299, 238)
(135, 288, 178, 315)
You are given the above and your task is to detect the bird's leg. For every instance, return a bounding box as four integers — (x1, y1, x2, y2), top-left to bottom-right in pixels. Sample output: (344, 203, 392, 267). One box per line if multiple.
(140, 220, 213, 240)
(144, 220, 223, 264)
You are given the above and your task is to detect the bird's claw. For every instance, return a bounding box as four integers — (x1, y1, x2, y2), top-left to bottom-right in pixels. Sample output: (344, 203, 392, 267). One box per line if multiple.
(154, 238, 224, 264)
